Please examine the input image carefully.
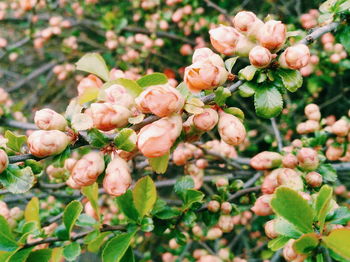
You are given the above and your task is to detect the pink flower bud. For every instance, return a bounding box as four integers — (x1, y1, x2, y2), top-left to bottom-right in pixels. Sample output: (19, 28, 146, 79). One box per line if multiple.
(0, 201, 10, 219)
(250, 151, 282, 170)
(326, 145, 343, 161)
(321, 33, 335, 45)
(249, 46, 273, 68)
(138, 114, 182, 158)
(90, 103, 131, 131)
(192, 108, 218, 131)
(330, 53, 341, 64)
(331, 119, 349, 137)
(184, 55, 228, 93)
(103, 156, 131, 196)
(199, 255, 222, 262)
(208, 200, 220, 213)
(206, 227, 223, 240)
(264, 219, 278, 238)
(233, 11, 258, 33)
(0, 38, 7, 48)
(64, 158, 77, 172)
(136, 84, 184, 117)
(192, 47, 215, 63)
(283, 239, 306, 262)
(209, 25, 242, 55)
(305, 104, 321, 121)
(172, 143, 195, 166)
(218, 215, 234, 232)
(251, 194, 273, 216)
(215, 177, 229, 188)
(192, 225, 203, 237)
(221, 202, 232, 214)
(77, 74, 103, 96)
(71, 152, 105, 187)
(0, 149, 8, 173)
(46, 165, 65, 179)
(282, 153, 298, 168)
(104, 84, 134, 109)
(180, 44, 193, 56)
(0, 88, 9, 104)
(305, 171, 322, 187)
(28, 130, 70, 157)
(258, 20, 286, 51)
(297, 148, 319, 171)
(276, 168, 303, 191)
(279, 44, 310, 70)
(218, 110, 246, 146)
(296, 120, 320, 134)
(262, 171, 279, 194)
(66, 176, 81, 190)
(34, 108, 67, 131)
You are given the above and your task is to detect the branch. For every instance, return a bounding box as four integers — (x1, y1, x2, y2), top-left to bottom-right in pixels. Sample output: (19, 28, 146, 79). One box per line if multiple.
(270, 118, 283, 152)
(299, 22, 339, 45)
(203, 0, 234, 26)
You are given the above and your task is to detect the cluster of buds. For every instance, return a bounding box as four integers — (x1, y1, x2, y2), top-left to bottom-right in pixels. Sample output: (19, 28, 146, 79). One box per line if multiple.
(300, 9, 319, 29)
(202, 140, 238, 159)
(63, 36, 78, 50)
(172, 142, 202, 166)
(0, 200, 24, 228)
(297, 104, 321, 134)
(325, 116, 350, 161)
(52, 63, 75, 81)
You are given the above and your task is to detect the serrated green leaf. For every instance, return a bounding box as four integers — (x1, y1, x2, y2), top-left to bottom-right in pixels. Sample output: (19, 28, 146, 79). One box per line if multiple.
(238, 65, 257, 81)
(114, 129, 137, 152)
(174, 176, 194, 199)
(317, 164, 337, 183)
(63, 242, 81, 261)
(148, 153, 169, 174)
(223, 107, 245, 121)
(239, 82, 256, 97)
(102, 231, 136, 262)
(315, 185, 333, 233)
(254, 86, 283, 118)
(26, 249, 52, 262)
(137, 73, 168, 88)
(322, 229, 350, 259)
(329, 207, 350, 225)
(24, 197, 40, 228)
(293, 233, 319, 254)
(4, 131, 26, 152)
(81, 183, 100, 221)
(75, 53, 109, 81)
(63, 201, 83, 239)
(116, 190, 140, 222)
(225, 57, 238, 72)
(268, 236, 290, 251)
(214, 86, 231, 106)
(0, 165, 35, 194)
(132, 176, 157, 218)
(277, 69, 303, 92)
(271, 187, 314, 233)
(52, 147, 71, 168)
(86, 129, 110, 147)
(183, 189, 204, 210)
(339, 26, 350, 53)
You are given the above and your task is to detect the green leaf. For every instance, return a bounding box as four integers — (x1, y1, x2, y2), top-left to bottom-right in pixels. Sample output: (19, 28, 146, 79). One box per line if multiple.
(293, 233, 320, 254)
(63, 242, 81, 261)
(317, 164, 337, 183)
(329, 207, 350, 225)
(116, 190, 140, 222)
(26, 249, 52, 262)
(322, 229, 350, 259)
(0, 217, 18, 252)
(148, 153, 169, 174)
(238, 81, 256, 97)
(238, 65, 257, 81)
(140, 217, 154, 232)
(102, 231, 136, 262)
(63, 200, 83, 239)
(4, 131, 27, 152)
(76, 214, 97, 227)
(0, 165, 35, 194)
(182, 189, 204, 210)
(87, 232, 111, 253)
(136, 73, 168, 88)
(114, 128, 137, 152)
(24, 197, 40, 227)
(275, 218, 303, 238)
(78, 86, 99, 105)
(339, 26, 350, 53)
(52, 147, 71, 168)
(8, 247, 33, 262)
(81, 183, 100, 221)
(214, 86, 231, 106)
(75, 53, 109, 81)
(224, 107, 245, 121)
(106, 79, 143, 97)
(225, 57, 239, 72)
(0, 216, 15, 241)
(315, 185, 333, 232)
(132, 176, 157, 218)
(254, 86, 283, 118)
(174, 176, 195, 199)
(50, 247, 63, 262)
(152, 200, 181, 219)
(120, 247, 135, 262)
(277, 69, 303, 92)
(271, 187, 314, 233)
(268, 236, 290, 251)
(316, 253, 324, 262)
(176, 82, 192, 99)
(86, 129, 110, 147)
(17, 222, 39, 244)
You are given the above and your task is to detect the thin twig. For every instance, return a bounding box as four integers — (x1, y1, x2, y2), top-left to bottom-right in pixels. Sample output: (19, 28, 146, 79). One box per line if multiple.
(270, 118, 283, 152)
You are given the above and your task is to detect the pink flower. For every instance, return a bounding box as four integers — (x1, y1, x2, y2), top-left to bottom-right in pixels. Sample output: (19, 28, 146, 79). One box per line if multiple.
(258, 20, 286, 51)
(218, 110, 246, 146)
(305, 171, 322, 187)
(184, 53, 228, 93)
(283, 240, 307, 262)
(279, 44, 310, 70)
(282, 153, 298, 168)
(77, 74, 103, 96)
(104, 84, 134, 109)
(276, 168, 303, 191)
(103, 156, 132, 196)
(297, 147, 319, 171)
(66, 176, 81, 190)
(193, 108, 219, 131)
(138, 114, 182, 158)
(251, 194, 273, 216)
(249, 46, 273, 68)
(192, 47, 215, 63)
(90, 103, 131, 131)
(34, 108, 67, 131)
(305, 104, 321, 121)
(109, 68, 126, 80)
(135, 84, 184, 117)
(28, 130, 71, 157)
(71, 152, 105, 187)
(331, 119, 349, 137)
(0, 149, 8, 173)
(233, 11, 258, 33)
(264, 219, 278, 238)
(218, 215, 234, 233)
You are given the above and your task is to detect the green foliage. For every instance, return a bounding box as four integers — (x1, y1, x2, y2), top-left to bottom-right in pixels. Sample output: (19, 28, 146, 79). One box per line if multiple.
(315, 185, 333, 232)
(293, 233, 320, 254)
(63, 242, 81, 261)
(102, 231, 136, 262)
(136, 73, 168, 88)
(322, 229, 350, 259)
(24, 197, 40, 227)
(254, 86, 283, 118)
(75, 53, 110, 81)
(62, 201, 83, 240)
(86, 129, 110, 147)
(114, 128, 137, 152)
(132, 176, 157, 218)
(0, 165, 35, 193)
(148, 153, 170, 174)
(81, 183, 100, 221)
(4, 130, 26, 152)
